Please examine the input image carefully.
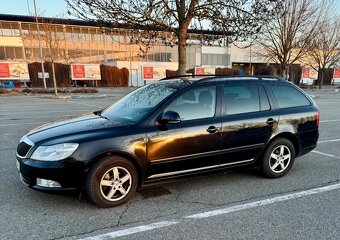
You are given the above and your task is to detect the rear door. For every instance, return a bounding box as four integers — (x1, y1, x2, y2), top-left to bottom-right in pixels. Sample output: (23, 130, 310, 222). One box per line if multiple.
(220, 83, 279, 165)
(268, 83, 318, 152)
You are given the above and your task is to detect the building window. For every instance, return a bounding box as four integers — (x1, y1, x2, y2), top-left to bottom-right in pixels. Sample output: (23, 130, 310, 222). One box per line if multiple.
(5, 47, 15, 59)
(202, 53, 230, 66)
(0, 46, 6, 59)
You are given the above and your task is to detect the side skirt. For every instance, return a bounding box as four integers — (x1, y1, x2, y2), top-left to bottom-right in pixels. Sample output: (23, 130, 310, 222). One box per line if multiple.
(147, 158, 254, 180)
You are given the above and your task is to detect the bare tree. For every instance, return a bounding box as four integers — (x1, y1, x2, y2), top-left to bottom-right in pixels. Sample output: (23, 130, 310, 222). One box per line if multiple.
(24, 17, 67, 95)
(256, 0, 323, 78)
(66, 0, 281, 75)
(305, 1, 340, 88)
(24, 16, 85, 94)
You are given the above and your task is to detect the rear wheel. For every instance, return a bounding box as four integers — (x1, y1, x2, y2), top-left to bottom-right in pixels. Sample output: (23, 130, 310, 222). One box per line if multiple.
(85, 156, 138, 208)
(261, 138, 295, 178)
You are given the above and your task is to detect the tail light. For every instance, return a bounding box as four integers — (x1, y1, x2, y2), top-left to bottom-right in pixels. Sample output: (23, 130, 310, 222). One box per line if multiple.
(316, 109, 320, 126)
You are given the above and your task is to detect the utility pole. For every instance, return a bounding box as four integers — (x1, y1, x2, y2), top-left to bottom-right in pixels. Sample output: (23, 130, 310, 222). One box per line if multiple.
(33, 0, 47, 88)
(249, 45, 252, 76)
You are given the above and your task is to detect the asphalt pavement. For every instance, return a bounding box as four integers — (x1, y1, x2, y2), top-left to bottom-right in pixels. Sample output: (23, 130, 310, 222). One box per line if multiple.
(0, 86, 339, 240)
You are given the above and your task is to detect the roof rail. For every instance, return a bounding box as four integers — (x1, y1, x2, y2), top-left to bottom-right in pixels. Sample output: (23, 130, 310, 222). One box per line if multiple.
(160, 74, 286, 82)
(159, 74, 217, 81)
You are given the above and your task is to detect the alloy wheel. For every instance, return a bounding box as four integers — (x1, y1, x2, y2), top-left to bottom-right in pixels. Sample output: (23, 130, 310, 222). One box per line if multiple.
(269, 145, 291, 173)
(99, 166, 132, 201)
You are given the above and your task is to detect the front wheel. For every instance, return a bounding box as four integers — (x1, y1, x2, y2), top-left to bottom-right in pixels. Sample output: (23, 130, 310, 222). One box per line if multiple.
(261, 138, 295, 178)
(85, 156, 138, 208)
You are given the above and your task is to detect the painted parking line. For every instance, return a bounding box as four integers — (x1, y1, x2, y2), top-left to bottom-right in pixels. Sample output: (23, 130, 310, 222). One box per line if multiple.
(0, 114, 75, 120)
(81, 182, 340, 240)
(0, 110, 90, 116)
(318, 139, 340, 144)
(312, 150, 340, 159)
(185, 183, 340, 219)
(0, 106, 95, 112)
(0, 122, 46, 127)
(82, 221, 180, 240)
(320, 119, 340, 123)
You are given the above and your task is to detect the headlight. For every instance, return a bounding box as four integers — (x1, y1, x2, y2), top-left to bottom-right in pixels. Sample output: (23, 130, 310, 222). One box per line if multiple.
(31, 143, 79, 161)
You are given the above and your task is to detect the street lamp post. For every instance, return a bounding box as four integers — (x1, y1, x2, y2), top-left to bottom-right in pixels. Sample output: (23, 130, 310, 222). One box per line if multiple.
(249, 44, 252, 76)
(33, 0, 47, 88)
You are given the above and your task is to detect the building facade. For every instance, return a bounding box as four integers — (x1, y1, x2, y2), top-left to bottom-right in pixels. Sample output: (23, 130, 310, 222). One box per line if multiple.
(0, 14, 231, 73)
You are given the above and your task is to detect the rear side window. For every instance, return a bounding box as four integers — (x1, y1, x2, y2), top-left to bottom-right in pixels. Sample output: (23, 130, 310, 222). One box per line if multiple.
(223, 84, 260, 115)
(270, 85, 310, 109)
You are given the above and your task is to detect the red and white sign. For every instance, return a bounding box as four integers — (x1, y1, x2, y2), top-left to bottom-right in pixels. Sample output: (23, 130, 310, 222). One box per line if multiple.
(0, 62, 29, 80)
(142, 66, 166, 80)
(195, 67, 204, 75)
(71, 64, 101, 80)
(142, 66, 154, 79)
(333, 68, 340, 79)
(302, 67, 310, 79)
(302, 66, 318, 80)
(333, 68, 340, 84)
(194, 67, 215, 76)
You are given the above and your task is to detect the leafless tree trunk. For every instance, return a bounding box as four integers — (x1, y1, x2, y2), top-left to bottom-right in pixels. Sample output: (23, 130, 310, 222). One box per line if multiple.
(51, 61, 58, 95)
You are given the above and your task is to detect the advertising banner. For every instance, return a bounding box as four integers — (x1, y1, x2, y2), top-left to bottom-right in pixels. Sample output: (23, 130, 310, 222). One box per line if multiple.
(194, 67, 215, 76)
(301, 66, 318, 85)
(309, 68, 318, 80)
(71, 64, 101, 80)
(333, 68, 340, 84)
(0, 62, 29, 80)
(142, 66, 154, 79)
(302, 67, 310, 79)
(142, 66, 166, 80)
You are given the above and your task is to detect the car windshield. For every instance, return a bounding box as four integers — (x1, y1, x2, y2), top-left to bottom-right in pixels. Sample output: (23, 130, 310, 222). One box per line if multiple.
(101, 82, 181, 122)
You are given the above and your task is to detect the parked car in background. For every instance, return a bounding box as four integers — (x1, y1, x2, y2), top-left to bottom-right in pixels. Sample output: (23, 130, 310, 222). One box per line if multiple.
(16, 75, 319, 207)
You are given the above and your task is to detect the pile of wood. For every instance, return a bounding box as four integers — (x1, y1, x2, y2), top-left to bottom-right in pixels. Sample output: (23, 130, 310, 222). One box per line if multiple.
(28, 63, 129, 87)
(28, 62, 70, 87)
(215, 67, 239, 76)
(99, 65, 129, 87)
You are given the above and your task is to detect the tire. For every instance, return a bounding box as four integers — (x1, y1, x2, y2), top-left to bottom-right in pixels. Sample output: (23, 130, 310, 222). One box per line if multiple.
(85, 156, 138, 208)
(261, 138, 295, 178)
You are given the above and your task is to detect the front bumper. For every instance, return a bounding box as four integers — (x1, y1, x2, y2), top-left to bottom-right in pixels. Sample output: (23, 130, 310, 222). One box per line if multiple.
(16, 156, 86, 191)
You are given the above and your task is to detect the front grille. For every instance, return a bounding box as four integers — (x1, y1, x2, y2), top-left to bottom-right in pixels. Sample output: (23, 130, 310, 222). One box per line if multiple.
(17, 141, 32, 157)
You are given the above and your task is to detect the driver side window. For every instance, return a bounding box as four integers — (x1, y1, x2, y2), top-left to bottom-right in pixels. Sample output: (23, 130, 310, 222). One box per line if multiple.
(164, 86, 216, 121)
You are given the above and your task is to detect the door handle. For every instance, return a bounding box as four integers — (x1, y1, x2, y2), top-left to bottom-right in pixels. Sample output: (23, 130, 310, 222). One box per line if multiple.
(266, 118, 276, 125)
(206, 126, 218, 134)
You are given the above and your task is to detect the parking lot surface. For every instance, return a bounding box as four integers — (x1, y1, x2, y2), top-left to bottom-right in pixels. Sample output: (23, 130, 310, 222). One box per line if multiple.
(0, 87, 339, 240)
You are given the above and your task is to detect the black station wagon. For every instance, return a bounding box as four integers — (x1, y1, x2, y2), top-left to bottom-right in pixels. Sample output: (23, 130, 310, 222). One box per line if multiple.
(16, 76, 319, 207)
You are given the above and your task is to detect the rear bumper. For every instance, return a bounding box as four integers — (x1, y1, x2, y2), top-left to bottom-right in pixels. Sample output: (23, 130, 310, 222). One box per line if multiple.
(16, 156, 86, 190)
(298, 128, 319, 157)
(299, 144, 317, 157)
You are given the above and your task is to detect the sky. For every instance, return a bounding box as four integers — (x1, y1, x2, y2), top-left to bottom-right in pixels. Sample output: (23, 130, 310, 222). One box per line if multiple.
(0, 0, 340, 18)
(0, 0, 69, 17)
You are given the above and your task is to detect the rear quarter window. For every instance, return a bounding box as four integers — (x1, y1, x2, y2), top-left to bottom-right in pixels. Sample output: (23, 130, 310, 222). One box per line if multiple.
(270, 85, 310, 109)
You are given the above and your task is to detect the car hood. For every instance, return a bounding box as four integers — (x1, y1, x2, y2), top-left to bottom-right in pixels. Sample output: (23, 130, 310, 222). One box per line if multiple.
(27, 113, 128, 144)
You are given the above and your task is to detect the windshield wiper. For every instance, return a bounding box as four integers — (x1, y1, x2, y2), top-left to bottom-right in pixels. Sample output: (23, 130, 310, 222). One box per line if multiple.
(93, 110, 110, 120)
(93, 110, 103, 116)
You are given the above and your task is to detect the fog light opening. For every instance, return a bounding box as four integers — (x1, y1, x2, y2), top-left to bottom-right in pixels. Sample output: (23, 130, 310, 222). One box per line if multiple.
(36, 178, 61, 188)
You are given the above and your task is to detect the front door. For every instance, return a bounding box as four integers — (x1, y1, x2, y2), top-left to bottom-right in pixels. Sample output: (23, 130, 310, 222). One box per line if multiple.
(146, 85, 222, 179)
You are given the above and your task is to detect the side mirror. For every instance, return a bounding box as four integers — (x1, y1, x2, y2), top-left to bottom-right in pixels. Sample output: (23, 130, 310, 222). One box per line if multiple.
(157, 111, 181, 125)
